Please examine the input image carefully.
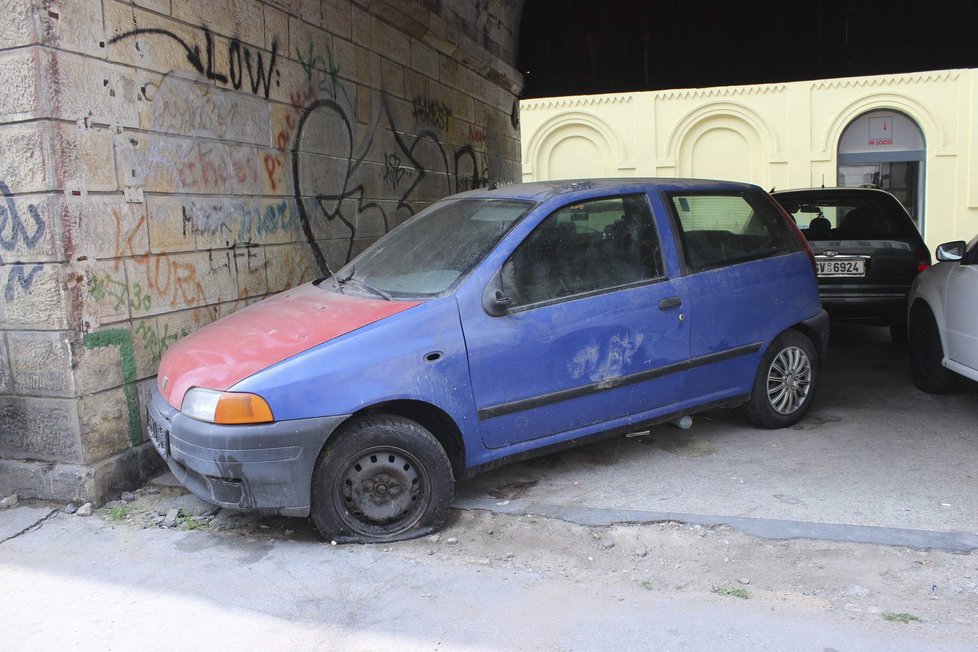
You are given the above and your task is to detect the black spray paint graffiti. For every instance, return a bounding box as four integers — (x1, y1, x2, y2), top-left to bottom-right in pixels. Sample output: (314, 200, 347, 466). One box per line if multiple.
(412, 97, 453, 130)
(382, 153, 412, 190)
(292, 98, 386, 272)
(454, 146, 493, 192)
(293, 95, 502, 276)
(1, 180, 46, 301)
(108, 27, 279, 98)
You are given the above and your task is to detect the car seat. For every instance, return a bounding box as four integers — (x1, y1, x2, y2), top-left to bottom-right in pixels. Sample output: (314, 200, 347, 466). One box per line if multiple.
(806, 215, 832, 240)
(837, 207, 889, 239)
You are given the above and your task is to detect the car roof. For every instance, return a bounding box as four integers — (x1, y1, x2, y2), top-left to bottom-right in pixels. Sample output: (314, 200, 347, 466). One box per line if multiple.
(452, 178, 762, 203)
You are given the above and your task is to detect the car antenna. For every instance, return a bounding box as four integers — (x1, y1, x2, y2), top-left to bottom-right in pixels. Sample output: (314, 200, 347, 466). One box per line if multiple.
(820, 174, 825, 189)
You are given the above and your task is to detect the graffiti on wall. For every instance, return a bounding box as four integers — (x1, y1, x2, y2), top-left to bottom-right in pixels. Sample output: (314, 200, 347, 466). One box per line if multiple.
(109, 27, 279, 99)
(1, 180, 45, 301)
(290, 87, 502, 272)
(108, 21, 508, 276)
(70, 20, 515, 439)
(412, 97, 454, 131)
(82, 329, 141, 446)
(383, 153, 411, 190)
(263, 87, 317, 192)
(295, 42, 352, 108)
(291, 94, 501, 273)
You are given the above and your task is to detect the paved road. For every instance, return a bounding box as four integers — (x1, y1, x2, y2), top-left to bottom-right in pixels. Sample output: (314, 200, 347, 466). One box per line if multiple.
(458, 324, 978, 548)
(0, 505, 972, 652)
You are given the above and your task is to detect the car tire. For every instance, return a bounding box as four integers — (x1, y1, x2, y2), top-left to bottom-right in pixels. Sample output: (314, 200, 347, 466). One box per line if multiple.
(743, 330, 818, 429)
(908, 305, 957, 394)
(310, 415, 454, 543)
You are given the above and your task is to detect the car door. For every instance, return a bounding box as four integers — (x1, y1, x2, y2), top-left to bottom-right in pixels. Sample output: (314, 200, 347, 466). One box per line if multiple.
(666, 190, 822, 401)
(944, 239, 978, 372)
(458, 193, 691, 450)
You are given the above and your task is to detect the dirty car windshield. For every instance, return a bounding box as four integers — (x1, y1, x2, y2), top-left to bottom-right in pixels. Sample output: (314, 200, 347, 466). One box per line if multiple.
(334, 198, 533, 298)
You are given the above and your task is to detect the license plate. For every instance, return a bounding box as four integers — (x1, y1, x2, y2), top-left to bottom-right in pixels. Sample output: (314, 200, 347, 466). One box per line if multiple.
(816, 259, 866, 277)
(147, 412, 169, 458)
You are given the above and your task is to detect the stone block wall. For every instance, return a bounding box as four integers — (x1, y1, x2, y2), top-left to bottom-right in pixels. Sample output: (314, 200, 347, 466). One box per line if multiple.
(0, 0, 524, 503)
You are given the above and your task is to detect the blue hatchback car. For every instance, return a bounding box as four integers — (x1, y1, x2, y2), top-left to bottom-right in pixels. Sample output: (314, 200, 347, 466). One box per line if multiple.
(148, 179, 829, 542)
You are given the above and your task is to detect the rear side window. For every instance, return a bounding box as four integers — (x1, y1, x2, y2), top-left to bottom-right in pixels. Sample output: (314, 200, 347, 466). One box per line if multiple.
(669, 192, 800, 271)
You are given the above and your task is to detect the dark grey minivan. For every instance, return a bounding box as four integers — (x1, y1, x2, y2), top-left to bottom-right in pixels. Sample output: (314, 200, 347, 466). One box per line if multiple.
(773, 187, 930, 341)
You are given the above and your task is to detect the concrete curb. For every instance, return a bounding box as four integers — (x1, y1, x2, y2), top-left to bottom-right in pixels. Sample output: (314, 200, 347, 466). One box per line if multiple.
(453, 497, 978, 553)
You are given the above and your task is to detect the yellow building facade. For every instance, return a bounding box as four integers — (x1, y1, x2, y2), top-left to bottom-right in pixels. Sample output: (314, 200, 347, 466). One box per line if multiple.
(519, 69, 978, 250)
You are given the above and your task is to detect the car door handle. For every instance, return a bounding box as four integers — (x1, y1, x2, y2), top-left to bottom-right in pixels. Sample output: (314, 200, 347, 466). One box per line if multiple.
(659, 296, 682, 310)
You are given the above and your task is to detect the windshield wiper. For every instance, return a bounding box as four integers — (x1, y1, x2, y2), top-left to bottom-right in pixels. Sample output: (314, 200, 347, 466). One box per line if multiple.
(329, 264, 391, 300)
(351, 277, 393, 301)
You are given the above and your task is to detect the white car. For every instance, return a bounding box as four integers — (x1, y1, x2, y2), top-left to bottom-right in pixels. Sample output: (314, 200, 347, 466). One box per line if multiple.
(908, 234, 978, 393)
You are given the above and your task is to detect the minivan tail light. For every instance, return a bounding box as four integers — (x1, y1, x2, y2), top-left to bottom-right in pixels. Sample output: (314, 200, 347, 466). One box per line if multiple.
(915, 246, 931, 273)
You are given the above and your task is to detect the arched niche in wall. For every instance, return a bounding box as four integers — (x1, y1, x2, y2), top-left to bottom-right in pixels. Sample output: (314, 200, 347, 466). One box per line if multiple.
(674, 114, 766, 183)
(525, 113, 621, 180)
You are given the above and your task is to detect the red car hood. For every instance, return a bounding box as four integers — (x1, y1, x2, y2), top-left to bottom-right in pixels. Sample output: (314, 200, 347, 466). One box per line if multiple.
(158, 283, 418, 408)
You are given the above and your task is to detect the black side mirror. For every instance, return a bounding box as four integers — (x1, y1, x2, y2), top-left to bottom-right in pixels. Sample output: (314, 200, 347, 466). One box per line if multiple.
(936, 241, 966, 262)
(482, 277, 513, 317)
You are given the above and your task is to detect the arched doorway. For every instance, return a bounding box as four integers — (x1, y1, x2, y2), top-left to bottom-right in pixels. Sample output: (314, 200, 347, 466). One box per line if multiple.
(837, 110, 926, 232)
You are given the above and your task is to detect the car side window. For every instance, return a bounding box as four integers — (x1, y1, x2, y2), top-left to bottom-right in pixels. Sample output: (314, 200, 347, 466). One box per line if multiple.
(501, 194, 664, 308)
(670, 192, 799, 271)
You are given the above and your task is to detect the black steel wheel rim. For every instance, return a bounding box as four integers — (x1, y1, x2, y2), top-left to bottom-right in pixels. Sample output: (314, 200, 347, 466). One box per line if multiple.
(335, 445, 430, 536)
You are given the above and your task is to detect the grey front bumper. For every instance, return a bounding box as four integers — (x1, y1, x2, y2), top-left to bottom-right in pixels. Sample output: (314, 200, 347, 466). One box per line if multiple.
(148, 387, 349, 516)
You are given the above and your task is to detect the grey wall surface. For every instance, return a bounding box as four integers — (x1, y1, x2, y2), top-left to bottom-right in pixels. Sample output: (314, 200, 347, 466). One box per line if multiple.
(0, 0, 524, 502)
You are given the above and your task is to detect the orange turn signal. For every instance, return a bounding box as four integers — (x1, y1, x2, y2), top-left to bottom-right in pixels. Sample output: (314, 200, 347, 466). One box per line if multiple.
(214, 392, 274, 424)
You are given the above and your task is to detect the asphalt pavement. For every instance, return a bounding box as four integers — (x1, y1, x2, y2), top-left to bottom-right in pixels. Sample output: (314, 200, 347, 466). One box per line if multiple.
(1, 503, 973, 651)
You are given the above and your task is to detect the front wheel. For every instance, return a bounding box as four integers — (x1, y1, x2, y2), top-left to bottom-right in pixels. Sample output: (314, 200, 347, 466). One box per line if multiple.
(908, 305, 957, 394)
(743, 330, 818, 429)
(310, 415, 454, 543)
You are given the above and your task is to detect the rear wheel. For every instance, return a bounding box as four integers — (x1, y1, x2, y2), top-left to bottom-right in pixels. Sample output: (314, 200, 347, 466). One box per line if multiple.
(908, 305, 957, 394)
(310, 415, 454, 543)
(743, 330, 818, 429)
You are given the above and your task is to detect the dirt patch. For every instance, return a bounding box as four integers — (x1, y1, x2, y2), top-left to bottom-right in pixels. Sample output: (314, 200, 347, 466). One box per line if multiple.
(636, 432, 717, 456)
(487, 480, 539, 500)
(86, 479, 978, 643)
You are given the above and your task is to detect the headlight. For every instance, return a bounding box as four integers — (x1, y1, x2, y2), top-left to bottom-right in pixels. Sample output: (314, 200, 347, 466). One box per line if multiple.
(181, 388, 274, 424)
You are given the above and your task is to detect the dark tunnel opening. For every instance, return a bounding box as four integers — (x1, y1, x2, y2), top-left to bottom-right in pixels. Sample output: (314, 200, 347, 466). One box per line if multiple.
(518, 0, 978, 98)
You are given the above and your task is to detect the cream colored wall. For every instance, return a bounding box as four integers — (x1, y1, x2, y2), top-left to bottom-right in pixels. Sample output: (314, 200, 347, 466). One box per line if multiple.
(520, 69, 978, 251)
